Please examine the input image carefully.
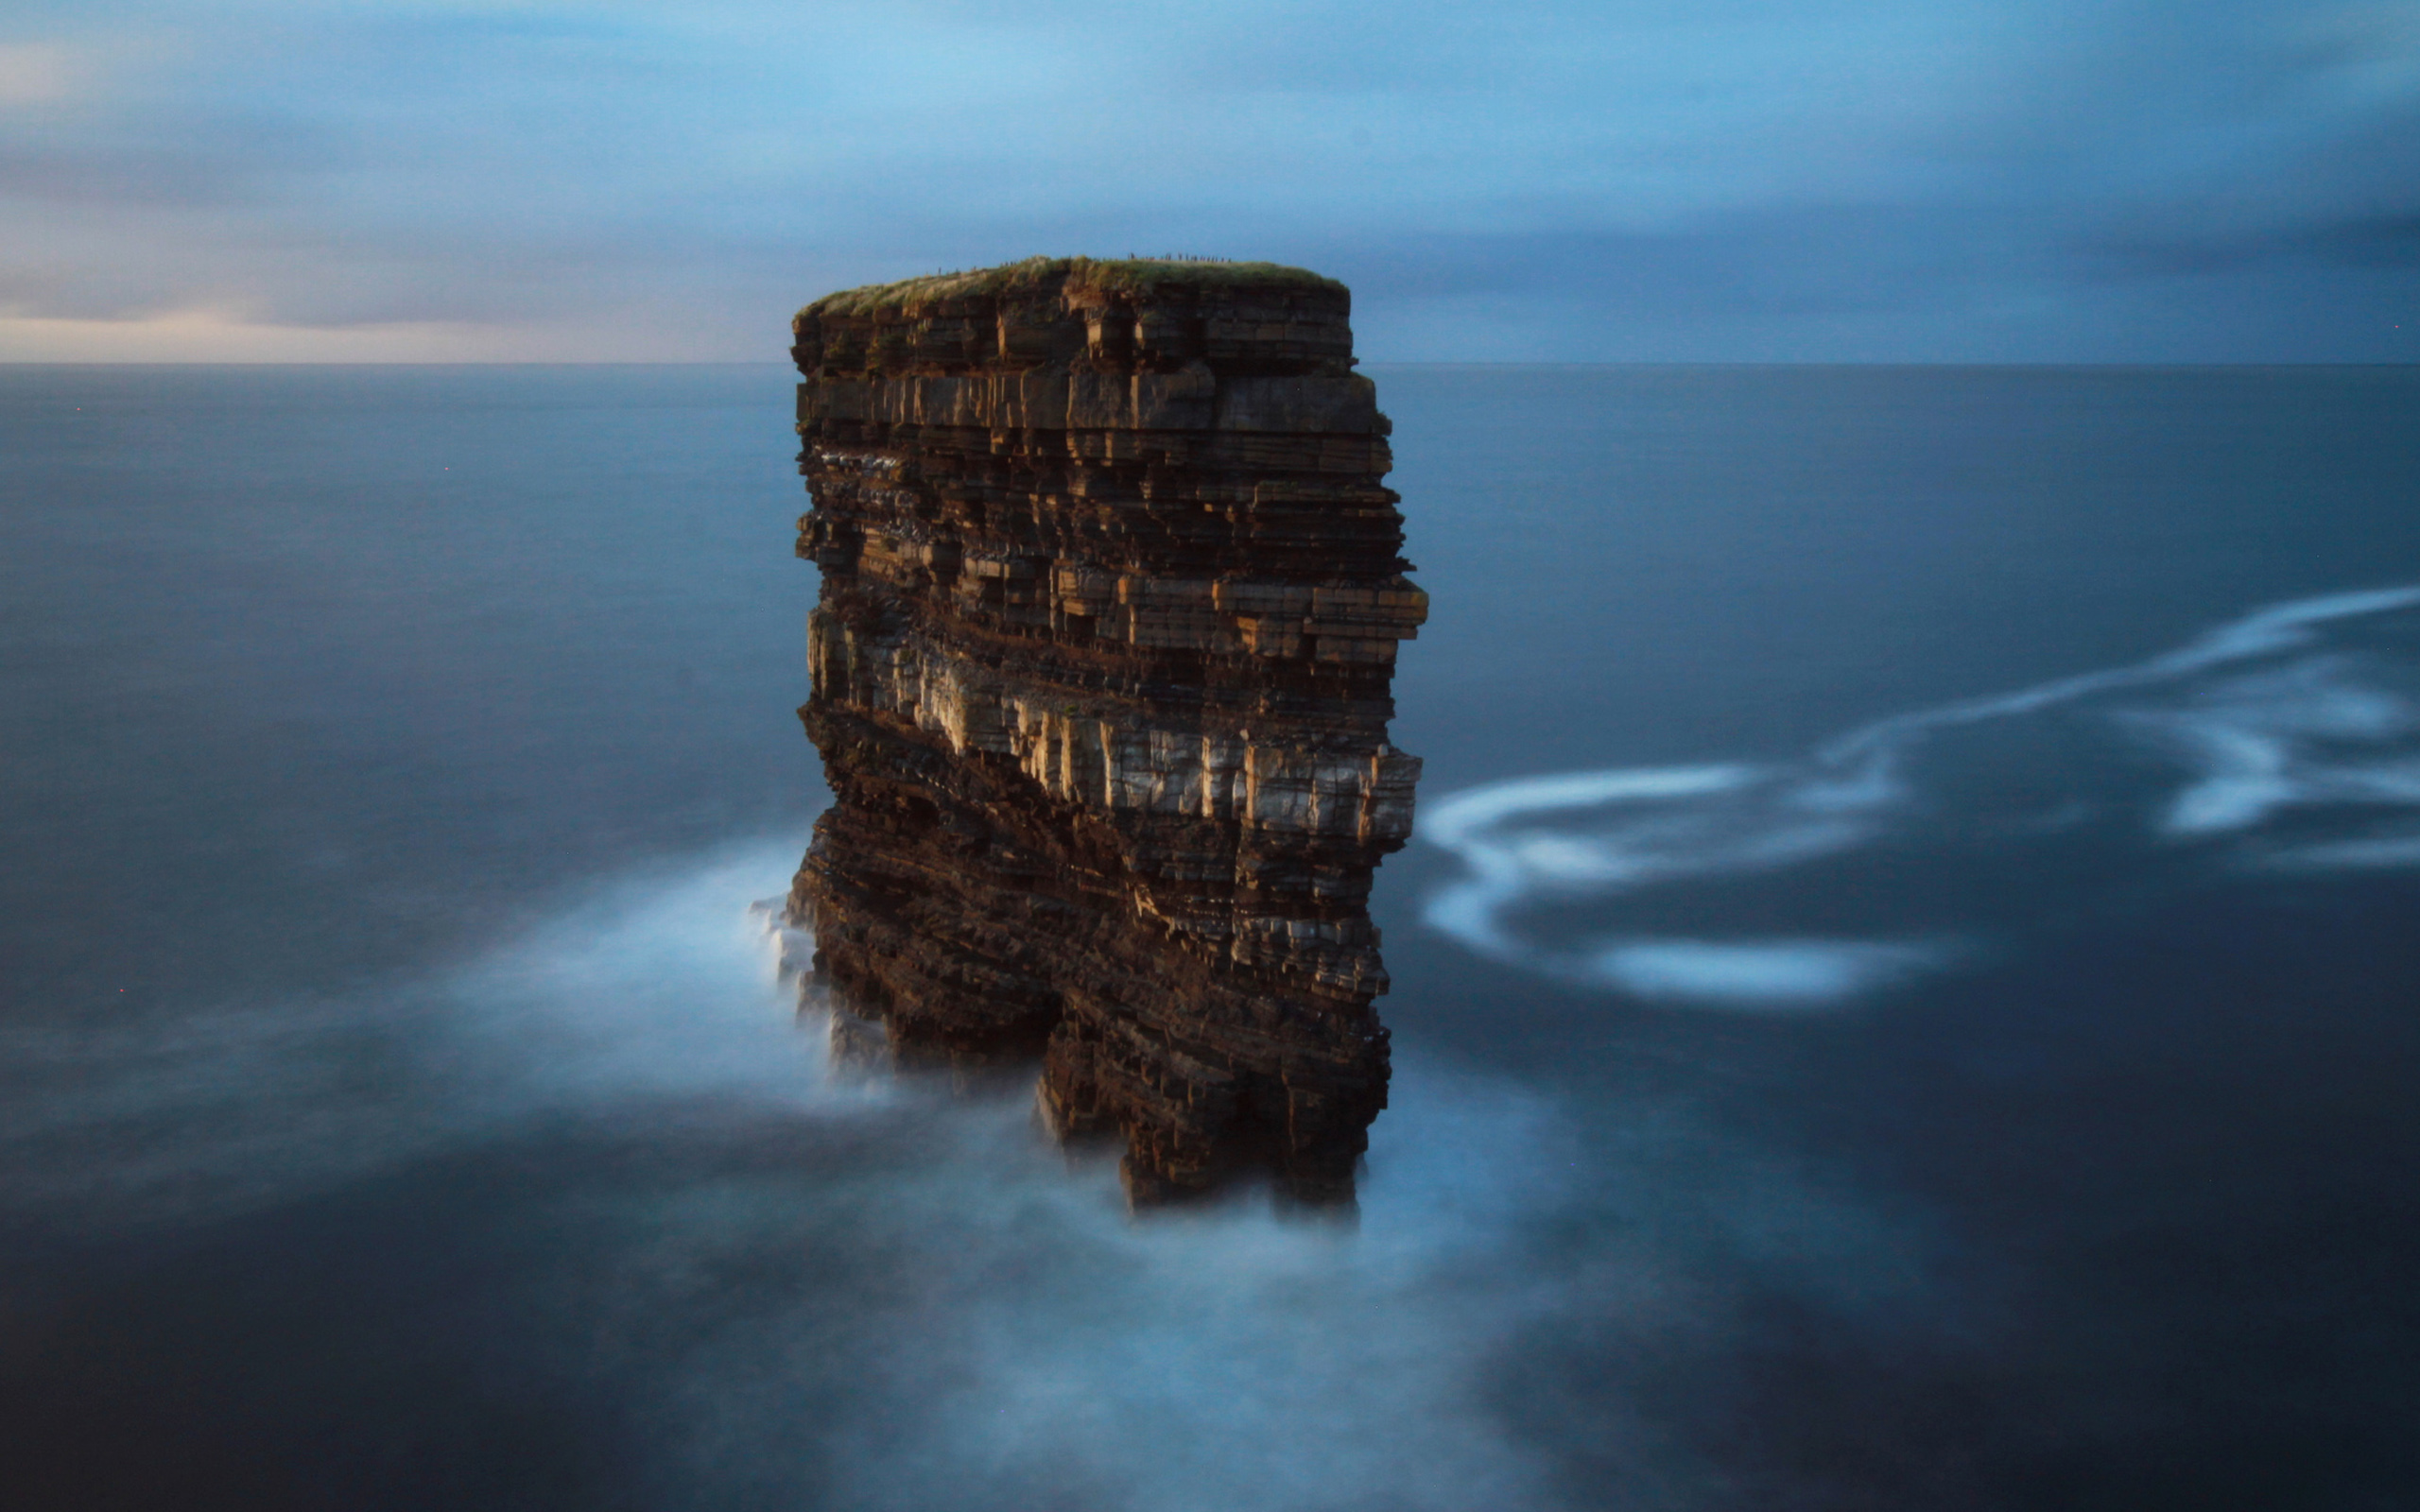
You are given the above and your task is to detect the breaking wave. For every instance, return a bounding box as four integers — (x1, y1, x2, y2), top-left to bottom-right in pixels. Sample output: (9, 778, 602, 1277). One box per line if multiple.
(1420, 586, 2420, 1007)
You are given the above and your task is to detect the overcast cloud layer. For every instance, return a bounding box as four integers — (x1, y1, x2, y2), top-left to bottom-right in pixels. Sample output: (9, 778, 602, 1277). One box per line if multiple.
(3, 0, 2416, 361)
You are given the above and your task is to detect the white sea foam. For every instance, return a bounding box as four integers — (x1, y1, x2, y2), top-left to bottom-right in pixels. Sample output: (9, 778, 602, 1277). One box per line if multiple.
(0, 837, 868, 1225)
(1422, 585, 2420, 1008)
(0, 834, 1949, 1511)
(1591, 939, 1953, 1006)
(2264, 828, 2420, 870)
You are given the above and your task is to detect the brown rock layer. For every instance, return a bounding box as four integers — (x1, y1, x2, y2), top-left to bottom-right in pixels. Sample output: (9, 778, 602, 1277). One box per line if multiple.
(785, 257, 1425, 1206)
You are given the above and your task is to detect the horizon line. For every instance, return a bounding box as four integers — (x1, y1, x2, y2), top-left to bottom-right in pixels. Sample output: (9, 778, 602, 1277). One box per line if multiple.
(4, 358, 2412, 370)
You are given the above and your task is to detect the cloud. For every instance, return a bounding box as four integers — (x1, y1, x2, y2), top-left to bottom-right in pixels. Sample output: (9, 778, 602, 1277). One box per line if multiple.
(0, 306, 630, 362)
(0, 42, 78, 103)
(2, 0, 2415, 359)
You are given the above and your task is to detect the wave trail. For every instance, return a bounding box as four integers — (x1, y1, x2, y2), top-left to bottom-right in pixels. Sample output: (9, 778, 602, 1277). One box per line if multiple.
(1420, 585, 2420, 1009)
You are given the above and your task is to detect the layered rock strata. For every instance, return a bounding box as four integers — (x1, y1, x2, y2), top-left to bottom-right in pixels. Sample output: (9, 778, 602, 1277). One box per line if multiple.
(785, 257, 1424, 1206)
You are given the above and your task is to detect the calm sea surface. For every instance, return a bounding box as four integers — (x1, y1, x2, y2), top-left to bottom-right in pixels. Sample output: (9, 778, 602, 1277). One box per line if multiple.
(4, 363, 2417, 1509)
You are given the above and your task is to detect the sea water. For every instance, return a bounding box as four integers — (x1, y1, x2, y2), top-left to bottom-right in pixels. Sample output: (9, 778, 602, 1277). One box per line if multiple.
(4, 363, 2416, 1509)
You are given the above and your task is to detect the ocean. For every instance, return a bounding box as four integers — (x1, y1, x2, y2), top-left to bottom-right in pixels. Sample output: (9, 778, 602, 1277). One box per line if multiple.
(4, 362, 2416, 1509)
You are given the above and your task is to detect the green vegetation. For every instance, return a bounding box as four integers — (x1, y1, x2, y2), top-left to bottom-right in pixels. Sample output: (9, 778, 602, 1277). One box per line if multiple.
(799, 256, 1344, 320)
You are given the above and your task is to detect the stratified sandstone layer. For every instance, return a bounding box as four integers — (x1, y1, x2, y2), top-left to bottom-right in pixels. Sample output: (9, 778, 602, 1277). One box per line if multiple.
(786, 257, 1424, 1206)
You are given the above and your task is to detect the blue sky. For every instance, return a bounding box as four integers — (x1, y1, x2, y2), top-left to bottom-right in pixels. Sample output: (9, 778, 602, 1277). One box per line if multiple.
(3, 0, 2415, 360)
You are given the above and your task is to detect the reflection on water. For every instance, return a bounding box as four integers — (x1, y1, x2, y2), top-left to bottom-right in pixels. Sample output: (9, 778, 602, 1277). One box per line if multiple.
(781, 262, 1426, 1204)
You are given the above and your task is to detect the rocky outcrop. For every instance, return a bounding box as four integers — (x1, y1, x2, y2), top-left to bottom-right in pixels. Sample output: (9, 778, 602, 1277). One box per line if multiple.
(785, 257, 1424, 1206)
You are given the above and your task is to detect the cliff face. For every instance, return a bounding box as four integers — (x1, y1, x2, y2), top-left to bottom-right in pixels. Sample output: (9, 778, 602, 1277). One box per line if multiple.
(785, 257, 1425, 1206)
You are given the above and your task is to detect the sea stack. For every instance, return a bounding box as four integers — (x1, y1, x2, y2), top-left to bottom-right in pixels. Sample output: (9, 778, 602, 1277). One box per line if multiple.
(785, 257, 1425, 1206)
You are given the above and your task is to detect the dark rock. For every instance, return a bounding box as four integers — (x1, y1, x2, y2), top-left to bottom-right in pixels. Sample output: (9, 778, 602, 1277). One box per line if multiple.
(785, 258, 1424, 1207)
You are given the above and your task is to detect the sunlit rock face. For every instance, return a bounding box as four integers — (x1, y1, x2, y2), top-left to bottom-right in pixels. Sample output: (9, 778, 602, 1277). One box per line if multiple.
(785, 257, 1425, 1206)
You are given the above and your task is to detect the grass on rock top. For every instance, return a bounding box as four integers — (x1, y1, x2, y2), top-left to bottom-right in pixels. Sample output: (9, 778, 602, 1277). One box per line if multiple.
(798, 257, 1346, 322)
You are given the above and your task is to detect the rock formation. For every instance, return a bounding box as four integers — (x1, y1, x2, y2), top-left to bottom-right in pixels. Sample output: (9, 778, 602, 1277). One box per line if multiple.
(784, 257, 1424, 1206)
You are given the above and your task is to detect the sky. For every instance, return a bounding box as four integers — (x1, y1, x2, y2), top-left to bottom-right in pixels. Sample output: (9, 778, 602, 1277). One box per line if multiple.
(2, 0, 2415, 363)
